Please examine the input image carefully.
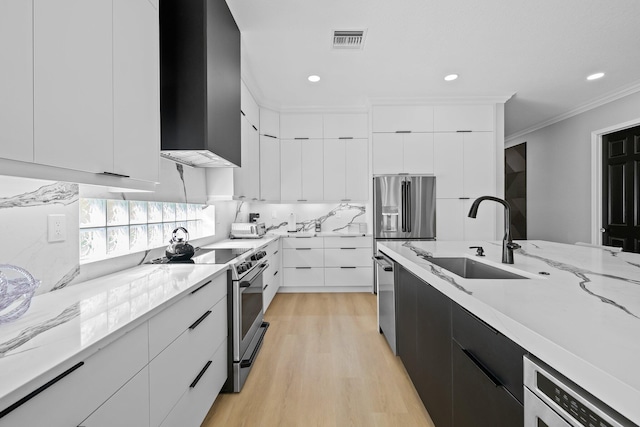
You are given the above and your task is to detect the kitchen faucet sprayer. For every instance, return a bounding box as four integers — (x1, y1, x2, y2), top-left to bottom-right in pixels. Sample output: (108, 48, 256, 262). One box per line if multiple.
(468, 196, 520, 264)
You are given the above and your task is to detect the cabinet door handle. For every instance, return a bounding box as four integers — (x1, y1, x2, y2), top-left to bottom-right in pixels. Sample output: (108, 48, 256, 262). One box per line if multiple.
(459, 197, 470, 200)
(456, 130, 472, 133)
(190, 280, 212, 294)
(296, 248, 312, 250)
(189, 361, 212, 388)
(395, 130, 412, 133)
(340, 247, 357, 250)
(296, 267, 312, 269)
(462, 348, 502, 388)
(340, 266, 357, 269)
(263, 284, 269, 290)
(338, 136, 354, 139)
(241, 110, 246, 116)
(264, 134, 277, 139)
(102, 171, 130, 178)
(294, 137, 309, 140)
(273, 270, 278, 276)
(274, 250, 279, 255)
(189, 310, 212, 330)
(0, 362, 84, 419)
(252, 125, 258, 131)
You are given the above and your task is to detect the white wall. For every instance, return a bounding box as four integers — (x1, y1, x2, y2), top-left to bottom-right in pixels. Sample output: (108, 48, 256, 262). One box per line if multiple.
(506, 90, 640, 244)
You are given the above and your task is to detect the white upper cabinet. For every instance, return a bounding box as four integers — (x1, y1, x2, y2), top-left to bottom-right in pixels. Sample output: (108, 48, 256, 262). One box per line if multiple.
(372, 106, 434, 133)
(234, 116, 260, 200)
(259, 108, 280, 138)
(33, 0, 114, 174)
(240, 80, 259, 128)
(301, 140, 324, 201)
(323, 139, 346, 201)
(259, 135, 280, 201)
(280, 113, 323, 139)
(280, 140, 303, 201)
(433, 105, 494, 132)
(344, 139, 369, 200)
(0, 0, 33, 162)
(323, 113, 368, 138)
(113, 0, 159, 182)
(434, 132, 495, 199)
(373, 133, 434, 175)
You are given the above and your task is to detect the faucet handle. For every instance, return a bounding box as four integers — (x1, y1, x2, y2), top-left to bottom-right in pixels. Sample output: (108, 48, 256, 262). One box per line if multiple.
(506, 242, 521, 250)
(469, 246, 485, 256)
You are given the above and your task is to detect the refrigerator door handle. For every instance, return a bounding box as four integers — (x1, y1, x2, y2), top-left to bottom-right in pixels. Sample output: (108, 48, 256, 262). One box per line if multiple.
(407, 180, 412, 233)
(401, 181, 406, 232)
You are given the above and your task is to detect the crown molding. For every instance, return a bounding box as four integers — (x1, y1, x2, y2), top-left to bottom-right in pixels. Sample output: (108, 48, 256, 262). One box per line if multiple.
(368, 94, 514, 106)
(505, 80, 640, 143)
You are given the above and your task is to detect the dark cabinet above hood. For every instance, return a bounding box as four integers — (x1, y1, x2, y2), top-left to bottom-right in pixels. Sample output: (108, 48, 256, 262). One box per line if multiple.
(159, 0, 241, 168)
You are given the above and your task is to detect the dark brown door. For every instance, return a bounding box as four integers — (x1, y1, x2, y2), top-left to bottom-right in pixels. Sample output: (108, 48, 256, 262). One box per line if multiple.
(602, 125, 640, 252)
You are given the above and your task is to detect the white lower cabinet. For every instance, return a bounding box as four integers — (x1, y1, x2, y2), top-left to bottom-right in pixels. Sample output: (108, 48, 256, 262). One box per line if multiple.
(149, 294, 226, 427)
(262, 239, 281, 312)
(0, 323, 148, 427)
(79, 367, 150, 427)
(281, 236, 373, 289)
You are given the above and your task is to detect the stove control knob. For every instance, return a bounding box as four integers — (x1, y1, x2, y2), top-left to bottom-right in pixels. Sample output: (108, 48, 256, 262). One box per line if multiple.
(250, 253, 259, 261)
(237, 263, 247, 273)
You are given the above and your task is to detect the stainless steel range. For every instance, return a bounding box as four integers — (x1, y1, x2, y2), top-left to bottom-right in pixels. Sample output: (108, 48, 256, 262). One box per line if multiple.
(150, 246, 269, 392)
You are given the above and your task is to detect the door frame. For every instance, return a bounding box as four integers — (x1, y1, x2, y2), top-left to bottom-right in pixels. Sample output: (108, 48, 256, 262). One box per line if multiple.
(590, 117, 640, 245)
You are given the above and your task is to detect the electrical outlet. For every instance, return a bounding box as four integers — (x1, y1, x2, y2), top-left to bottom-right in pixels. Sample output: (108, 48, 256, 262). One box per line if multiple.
(48, 214, 66, 242)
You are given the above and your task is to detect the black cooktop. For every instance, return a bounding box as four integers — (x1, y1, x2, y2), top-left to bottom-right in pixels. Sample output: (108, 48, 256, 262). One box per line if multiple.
(149, 247, 251, 264)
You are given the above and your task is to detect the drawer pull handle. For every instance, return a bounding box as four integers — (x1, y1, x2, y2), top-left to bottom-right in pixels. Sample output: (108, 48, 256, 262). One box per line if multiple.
(462, 348, 502, 388)
(0, 361, 84, 419)
(340, 266, 357, 269)
(296, 267, 312, 269)
(190, 361, 212, 388)
(274, 250, 279, 255)
(190, 280, 212, 294)
(263, 284, 269, 290)
(189, 310, 212, 330)
(273, 270, 278, 276)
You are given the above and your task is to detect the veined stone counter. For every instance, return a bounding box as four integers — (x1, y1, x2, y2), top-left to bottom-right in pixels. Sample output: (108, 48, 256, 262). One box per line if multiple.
(378, 239, 640, 425)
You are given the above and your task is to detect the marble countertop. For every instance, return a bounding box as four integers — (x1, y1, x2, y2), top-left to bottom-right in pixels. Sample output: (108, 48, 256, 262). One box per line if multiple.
(269, 231, 370, 238)
(0, 263, 228, 411)
(202, 234, 280, 250)
(378, 240, 640, 425)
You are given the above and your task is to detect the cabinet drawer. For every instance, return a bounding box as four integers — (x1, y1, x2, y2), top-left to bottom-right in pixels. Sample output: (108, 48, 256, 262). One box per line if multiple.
(159, 340, 227, 427)
(282, 236, 323, 248)
(263, 239, 280, 257)
(149, 297, 226, 427)
(324, 248, 371, 267)
(452, 341, 523, 427)
(452, 304, 526, 403)
(283, 267, 324, 287)
(148, 272, 226, 359)
(283, 248, 323, 267)
(323, 236, 371, 248)
(79, 366, 150, 427)
(324, 267, 372, 287)
(0, 323, 148, 427)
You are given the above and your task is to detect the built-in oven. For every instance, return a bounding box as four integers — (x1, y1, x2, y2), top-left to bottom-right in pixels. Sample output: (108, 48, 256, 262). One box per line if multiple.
(224, 251, 269, 392)
(374, 251, 396, 355)
(524, 355, 635, 427)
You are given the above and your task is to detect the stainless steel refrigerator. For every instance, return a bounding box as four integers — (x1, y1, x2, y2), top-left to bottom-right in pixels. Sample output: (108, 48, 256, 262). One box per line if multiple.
(373, 175, 436, 241)
(373, 175, 436, 294)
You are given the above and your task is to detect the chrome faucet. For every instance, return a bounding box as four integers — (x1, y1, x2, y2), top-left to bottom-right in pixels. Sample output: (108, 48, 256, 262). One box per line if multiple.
(467, 196, 520, 264)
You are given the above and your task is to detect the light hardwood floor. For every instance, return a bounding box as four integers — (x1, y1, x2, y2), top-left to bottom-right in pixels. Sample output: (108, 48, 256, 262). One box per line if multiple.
(201, 293, 435, 427)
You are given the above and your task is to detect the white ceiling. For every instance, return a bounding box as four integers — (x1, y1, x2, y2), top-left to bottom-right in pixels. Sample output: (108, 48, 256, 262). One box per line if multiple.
(227, 0, 640, 138)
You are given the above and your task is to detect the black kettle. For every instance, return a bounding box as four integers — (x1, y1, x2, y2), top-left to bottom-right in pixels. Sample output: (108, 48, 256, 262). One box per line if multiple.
(166, 227, 195, 262)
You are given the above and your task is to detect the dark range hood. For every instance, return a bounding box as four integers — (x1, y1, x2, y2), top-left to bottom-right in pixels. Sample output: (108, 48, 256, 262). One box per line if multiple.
(159, 0, 241, 168)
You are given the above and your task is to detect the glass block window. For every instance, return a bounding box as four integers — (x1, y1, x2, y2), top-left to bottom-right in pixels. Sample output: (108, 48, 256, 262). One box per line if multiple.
(80, 199, 211, 263)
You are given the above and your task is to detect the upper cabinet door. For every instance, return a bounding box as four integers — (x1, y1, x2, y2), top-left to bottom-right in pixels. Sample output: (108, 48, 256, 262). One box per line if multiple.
(301, 139, 324, 201)
(345, 139, 369, 201)
(463, 132, 495, 198)
(259, 135, 280, 201)
(280, 140, 302, 200)
(434, 133, 464, 198)
(372, 133, 403, 175)
(323, 139, 346, 201)
(34, 0, 113, 174)
(403, 133, 434, 175)
(113, 0, 160, 182)
(240, 81, 259, 128)
(323, 113, 368, 139)
(260, 108, 280, 138)
(280, 113, 323, 139)
(0, 0, 33, 162)
(433, 105, 494, 132)
(372, 106, 434, 133)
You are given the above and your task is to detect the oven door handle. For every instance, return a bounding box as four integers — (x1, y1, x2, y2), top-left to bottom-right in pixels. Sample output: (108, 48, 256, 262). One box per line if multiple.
(373, 255, 393, 271)
(239, 263, 269, 288)
(240, 322, 270, 368)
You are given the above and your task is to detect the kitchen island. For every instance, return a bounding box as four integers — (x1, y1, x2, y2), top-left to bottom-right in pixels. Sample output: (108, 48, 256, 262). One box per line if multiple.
(378, 239, 640, 425)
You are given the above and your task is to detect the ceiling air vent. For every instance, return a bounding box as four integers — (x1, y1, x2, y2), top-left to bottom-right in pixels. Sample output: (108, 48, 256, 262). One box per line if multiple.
(332, 30, 366, 49)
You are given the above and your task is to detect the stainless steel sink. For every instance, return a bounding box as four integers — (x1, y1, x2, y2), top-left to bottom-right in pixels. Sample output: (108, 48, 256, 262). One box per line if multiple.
(428, 257, 528, 280)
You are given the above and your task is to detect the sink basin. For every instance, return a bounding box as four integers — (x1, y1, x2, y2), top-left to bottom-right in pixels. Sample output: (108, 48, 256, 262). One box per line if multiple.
(428, 257, 527, 280)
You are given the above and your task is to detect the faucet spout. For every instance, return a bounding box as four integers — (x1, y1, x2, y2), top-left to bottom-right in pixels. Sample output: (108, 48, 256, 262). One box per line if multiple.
(467, 196, 520, 264)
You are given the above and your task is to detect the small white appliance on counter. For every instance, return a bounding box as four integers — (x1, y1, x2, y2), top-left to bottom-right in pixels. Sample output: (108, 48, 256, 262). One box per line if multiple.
(230, 222, 266, 239)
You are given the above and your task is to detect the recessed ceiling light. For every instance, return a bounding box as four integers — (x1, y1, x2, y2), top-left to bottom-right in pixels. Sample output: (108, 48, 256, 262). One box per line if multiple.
(444, 74, 459, 82)
(308, 75, 321, 83)
(587, 72, 605, 81)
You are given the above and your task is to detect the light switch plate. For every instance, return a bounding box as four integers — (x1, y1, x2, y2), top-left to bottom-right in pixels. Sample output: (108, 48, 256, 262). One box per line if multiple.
(48, 214, 66, 242)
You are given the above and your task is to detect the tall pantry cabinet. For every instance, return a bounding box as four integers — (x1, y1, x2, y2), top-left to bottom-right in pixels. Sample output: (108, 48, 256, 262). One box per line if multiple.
(372, 104, 501, 241)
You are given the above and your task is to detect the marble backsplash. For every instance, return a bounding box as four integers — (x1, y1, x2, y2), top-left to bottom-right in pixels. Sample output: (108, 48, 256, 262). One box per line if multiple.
(0, 176, 80, 295)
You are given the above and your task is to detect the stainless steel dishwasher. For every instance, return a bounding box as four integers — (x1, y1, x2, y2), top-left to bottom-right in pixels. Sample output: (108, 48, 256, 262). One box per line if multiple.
(374, 251, 396, 354)
(524, 355, 635, 427)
